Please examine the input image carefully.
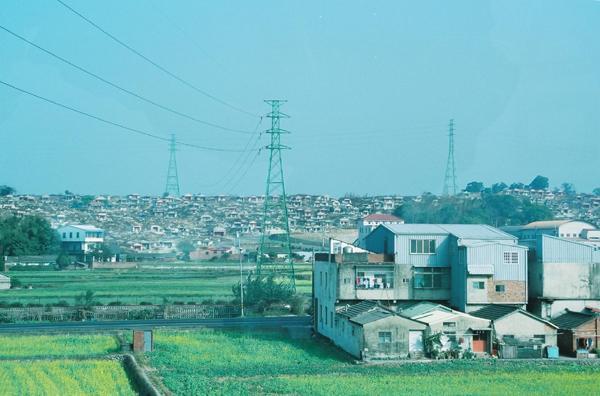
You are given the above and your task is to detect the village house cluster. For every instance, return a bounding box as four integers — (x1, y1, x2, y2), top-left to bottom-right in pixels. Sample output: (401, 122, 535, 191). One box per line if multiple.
(314, 218, 600, 361)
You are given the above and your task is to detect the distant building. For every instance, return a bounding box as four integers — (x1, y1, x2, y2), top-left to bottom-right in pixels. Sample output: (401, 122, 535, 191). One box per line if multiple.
(505, 220, 597, 240)
(356, 213, 404, 248)
(0, 274, 10, 290)
(57, 225, 104, 257)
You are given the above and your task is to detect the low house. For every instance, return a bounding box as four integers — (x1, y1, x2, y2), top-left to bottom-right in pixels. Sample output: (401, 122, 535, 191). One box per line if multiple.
(552, 310, 600, 357)
(400, 302, 492, 355)
(470, 305, 558, 358)
(0, 274, 10, 290)
(322, 301, 428, 360)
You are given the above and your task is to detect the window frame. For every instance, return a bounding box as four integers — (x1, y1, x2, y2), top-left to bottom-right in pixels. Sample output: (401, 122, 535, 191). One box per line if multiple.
(410, 239, 437, 255)
(378, 331, 392, 344)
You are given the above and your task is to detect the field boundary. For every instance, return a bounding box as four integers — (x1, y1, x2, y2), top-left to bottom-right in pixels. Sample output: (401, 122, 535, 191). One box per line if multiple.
(123, 354, 163, 396)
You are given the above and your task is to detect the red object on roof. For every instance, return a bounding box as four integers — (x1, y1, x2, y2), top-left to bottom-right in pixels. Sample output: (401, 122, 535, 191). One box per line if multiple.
(363, 213, 403, 222)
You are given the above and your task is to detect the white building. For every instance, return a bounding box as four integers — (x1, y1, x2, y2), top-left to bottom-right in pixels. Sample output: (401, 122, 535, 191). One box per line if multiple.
(57, 225, 104, 255)
(356, 213, 404, 248)
(0, 274, 10, 290)
(513, 220, 596, 240)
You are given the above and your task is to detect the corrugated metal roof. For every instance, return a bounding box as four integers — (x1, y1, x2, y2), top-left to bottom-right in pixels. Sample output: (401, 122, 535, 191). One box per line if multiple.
(350, 310, 394, 325)
(337, 301, 379, 318)
(398, 301, 450, 318)
(551, 310, 596, 329)
(383, 224, 515, 240)
(523, 220, 572, 229)
(336, 301, 394, 325)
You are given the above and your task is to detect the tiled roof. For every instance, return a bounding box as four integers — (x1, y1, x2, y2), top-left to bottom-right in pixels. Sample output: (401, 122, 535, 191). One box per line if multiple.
(363, 214, 403, 222)
(336, 301, 394, 325)
(551, 310, 596, 329)
(470, 305, 521, 320)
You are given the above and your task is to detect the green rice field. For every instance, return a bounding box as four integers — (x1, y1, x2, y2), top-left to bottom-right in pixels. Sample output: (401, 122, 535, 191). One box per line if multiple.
(147, 329, 600, 395)
(0, 264, 312, 305)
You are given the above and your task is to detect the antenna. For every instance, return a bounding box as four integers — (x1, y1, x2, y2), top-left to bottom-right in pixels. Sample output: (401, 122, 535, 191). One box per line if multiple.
(164, 134, 180, 197)
(256, 100, 295, 291)
(443, 119, 457, 196)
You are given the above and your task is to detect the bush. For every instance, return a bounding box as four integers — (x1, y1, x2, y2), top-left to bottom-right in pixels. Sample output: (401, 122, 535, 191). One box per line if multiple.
(10, 279, 22, 289)
(107, 301, 123, 306)
(290, 295, 307, 315)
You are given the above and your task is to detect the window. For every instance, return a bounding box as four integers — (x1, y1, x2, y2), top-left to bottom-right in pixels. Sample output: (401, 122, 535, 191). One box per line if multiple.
(410, 239, 436, 254)
(319, 304, 323, 323)
(414, 267, 449, 289)
(320, 271, 323, 287)
(62, 232, 66, 238)
(378, 331, 392, 344)
(76, 232, 80, 238)
(472, 281, 485, 290)
(69, 232, 72, 238)
(443, 322, 456, 328)
(503, 251, 519, 264)
(533, 334, 545, 343)
(324, 306, 328, 325)
(495, 284, 506, 292)
(356, 268, 394, 289)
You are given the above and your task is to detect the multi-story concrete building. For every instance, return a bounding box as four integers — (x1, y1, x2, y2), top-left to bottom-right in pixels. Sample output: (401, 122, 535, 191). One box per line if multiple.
(57, 224, 104, 256)
(503, 220, 600, 319)
(313, 224, 529, 342)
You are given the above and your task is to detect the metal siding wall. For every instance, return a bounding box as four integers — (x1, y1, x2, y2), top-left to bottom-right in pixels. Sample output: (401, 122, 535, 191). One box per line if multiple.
(395, 234, 449, 267)
(467, 244, 527, 281)
(542, 236, 593, 263)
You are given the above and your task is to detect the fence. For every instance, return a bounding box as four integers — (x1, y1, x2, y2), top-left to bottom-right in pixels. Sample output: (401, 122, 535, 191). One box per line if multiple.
(0, 304, 240, 323)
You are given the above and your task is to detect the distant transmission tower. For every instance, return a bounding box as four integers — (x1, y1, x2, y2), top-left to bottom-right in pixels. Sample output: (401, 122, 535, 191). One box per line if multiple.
(164, 134, 181, 197)
(257, 100, 295, 291)
(443, 119, 457, 196)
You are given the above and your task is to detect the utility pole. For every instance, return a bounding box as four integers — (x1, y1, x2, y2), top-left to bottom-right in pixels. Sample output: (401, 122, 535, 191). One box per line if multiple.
(257, 100, 295, 292)
(238, 232, 244, 317)
(443, 119, 457, 196)
(164, 134, 181, 197)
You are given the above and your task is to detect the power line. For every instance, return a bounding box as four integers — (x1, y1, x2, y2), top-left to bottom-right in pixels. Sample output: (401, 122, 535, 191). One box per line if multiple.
(197, 117, 264, 189)
(0, 24, 255, 135)
(0, 79, 250, 153)
(55, 0, 259, 118)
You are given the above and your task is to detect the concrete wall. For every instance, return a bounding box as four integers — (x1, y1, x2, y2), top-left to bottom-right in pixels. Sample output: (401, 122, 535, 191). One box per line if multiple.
(537, 300, 600, 319)
(493, 312, 557, 347)
(314, 261, 337, 338)
(362, 316, 427, 360)
(330, 315, 363, 358)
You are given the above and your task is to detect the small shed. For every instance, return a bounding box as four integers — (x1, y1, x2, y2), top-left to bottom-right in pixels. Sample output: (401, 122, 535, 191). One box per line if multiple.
(0, 274, 10, 290)
(401, 302, 492, 355)
(471, 305, 558, 358)
(335, 301, 428, 360)
(552, 310, 599, 357)
(133, 330, 154, 352)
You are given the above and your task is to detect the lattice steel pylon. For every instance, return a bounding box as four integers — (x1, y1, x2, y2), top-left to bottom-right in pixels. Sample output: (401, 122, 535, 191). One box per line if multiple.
(443, 119, 457, 196)
(164, 134, 181, 197)
(257, 100, 295, 291)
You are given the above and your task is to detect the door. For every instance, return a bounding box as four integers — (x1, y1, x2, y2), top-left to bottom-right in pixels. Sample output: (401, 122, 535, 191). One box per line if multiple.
(472, 330, 488, 353)
(409, 331, 424, 352)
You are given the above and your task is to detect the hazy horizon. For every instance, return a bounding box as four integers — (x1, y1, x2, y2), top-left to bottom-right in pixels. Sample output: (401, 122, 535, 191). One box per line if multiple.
(1, 0, 599, 197)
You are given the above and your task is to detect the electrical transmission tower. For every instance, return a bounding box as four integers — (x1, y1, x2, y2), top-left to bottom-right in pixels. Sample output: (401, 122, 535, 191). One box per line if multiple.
(257, 100, 295, 291)
(443, 119, 457, 196)
(164, 134, 181, 197)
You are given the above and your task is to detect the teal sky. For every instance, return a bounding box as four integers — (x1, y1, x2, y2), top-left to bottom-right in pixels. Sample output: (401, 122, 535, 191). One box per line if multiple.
(0, 0, 599, 196)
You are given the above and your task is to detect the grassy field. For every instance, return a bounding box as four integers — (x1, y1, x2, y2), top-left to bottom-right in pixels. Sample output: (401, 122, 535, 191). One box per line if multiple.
(147, 329, 600, 395)
(0, 360, 135, 396)
(0, 334, 119, 358)
(0, 263, 312, 305)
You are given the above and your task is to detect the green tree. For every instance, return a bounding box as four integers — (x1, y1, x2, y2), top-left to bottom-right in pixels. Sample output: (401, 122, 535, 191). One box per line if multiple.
(0, 185, 15, 196)
(232, 274, 294, 311)
(56, 251, 72, 269)
(177, 240, 196, 261)
(491, 182, 508, 194)
(465, 181, 484, 193)
(529, 175, 549, 190)
(593, 188, 600, 196)
(0, 216, 59, 257)
(562, 182, 576, 195)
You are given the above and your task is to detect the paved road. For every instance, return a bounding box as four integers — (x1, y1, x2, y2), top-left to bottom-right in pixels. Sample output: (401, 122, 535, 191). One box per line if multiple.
(0, 316, 312, 333)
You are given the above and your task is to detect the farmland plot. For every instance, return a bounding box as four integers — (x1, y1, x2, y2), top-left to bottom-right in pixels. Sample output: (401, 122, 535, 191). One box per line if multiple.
(0, 334, 119, 358)
(147, 329, 600, 395)
(0, 360, 135, 396)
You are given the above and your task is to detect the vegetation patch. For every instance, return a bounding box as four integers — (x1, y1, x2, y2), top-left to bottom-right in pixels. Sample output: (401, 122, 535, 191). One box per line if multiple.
(0, 334, 119, 358)
(147, 329, 600, 395)
(0, 359, 135, 396)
